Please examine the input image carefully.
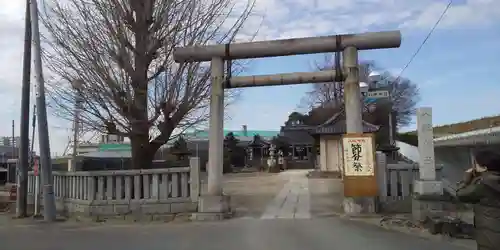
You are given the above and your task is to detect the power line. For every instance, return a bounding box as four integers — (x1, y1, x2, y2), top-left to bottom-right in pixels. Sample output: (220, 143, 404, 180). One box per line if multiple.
(385, 0, 453, 83)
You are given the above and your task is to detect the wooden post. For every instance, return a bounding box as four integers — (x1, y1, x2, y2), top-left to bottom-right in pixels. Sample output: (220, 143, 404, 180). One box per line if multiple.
(342, 133, 378, 214)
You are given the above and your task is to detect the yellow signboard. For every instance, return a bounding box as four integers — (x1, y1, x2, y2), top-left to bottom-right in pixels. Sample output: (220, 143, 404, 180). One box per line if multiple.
(342, 134, 375, 177)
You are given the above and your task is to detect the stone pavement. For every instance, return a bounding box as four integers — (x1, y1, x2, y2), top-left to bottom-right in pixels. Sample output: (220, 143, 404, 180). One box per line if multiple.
(261, 170, 311, 219)
(220, 169, 343, 220)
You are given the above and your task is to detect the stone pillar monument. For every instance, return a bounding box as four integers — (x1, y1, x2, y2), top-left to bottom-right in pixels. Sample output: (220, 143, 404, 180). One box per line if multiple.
(267, 144, 278, 172)
(412, 107, 444, 221)
(278, 150, 284, 165)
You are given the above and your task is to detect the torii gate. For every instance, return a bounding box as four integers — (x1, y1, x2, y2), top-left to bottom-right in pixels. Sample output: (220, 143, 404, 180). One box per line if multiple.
(173, 30, 402, 218)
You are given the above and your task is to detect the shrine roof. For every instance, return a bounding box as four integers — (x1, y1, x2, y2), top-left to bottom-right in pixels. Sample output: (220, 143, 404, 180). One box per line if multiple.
(279, 130, 315, 144)
(184, 129, 279, 141)
(313, 109, 379, 135)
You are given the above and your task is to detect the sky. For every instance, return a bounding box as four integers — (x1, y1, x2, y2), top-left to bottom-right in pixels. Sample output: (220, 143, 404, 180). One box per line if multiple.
(0, 0, 500, 156)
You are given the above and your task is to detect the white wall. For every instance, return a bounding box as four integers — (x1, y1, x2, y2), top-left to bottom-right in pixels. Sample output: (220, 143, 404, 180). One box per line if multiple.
(395, 141, 419, 163)
(319, 135, 343, 172)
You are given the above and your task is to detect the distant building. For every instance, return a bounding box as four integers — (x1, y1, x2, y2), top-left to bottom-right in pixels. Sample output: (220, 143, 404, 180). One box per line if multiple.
(0, 136, 25, 148)
(0, 145, 19, 164)
(0, 136, 33, 164)
(181, 125, 280, 169)
(76, 143, 99, 155)
(75, 133, 130, 156)
(0, 144, 37, 183)
(183, 126, 279, 142)
(100, 134, 125, 143)
(0, 136, 32, 162)
(182, 126, 279, 155)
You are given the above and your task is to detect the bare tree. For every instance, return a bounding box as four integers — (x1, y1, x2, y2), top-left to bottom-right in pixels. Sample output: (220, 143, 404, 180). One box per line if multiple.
(298, 56, 344, 109)
(299, 56, 419, 128)
(41, 0, 255, 169)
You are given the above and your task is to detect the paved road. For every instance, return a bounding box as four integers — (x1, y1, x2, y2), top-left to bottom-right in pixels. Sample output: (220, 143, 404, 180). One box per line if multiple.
(0, 171, 474, 249)
(0, 217, 471, 250)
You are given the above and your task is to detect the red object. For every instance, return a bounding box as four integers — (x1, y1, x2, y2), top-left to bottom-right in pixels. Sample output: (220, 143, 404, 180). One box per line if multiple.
(9, 185, 17, 201)
(33, 158, 39, 176)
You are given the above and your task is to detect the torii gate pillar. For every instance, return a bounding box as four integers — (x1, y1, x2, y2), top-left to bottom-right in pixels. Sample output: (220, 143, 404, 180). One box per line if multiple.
(342, 46, 377, 214)
(207, 57, 225, 197)
(191, 57, 230, 220)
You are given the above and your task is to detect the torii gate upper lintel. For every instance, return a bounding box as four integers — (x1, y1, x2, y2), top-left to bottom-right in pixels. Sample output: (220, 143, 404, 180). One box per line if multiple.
(173, 30, 401, 63)
(173, 30, 402, 217)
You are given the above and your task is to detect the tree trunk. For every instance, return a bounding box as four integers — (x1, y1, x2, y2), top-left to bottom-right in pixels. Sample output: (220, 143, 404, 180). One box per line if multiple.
(130, 136, 155, 169)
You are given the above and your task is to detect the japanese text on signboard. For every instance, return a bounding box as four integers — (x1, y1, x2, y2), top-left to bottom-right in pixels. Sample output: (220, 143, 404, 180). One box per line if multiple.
(342, 136, 375, 176)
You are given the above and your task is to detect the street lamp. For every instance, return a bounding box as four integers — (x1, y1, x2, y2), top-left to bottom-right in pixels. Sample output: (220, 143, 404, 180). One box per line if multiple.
(368, 70, 382, 82)
(359, 81, 369, 96)
(366, 71, 396, 146)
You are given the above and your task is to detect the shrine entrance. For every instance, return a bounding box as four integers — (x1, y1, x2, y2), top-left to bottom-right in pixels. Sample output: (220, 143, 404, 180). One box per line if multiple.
(173, 30, 402, 217)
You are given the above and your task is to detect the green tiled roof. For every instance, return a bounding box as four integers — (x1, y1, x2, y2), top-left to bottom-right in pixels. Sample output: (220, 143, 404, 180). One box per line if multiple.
(98, 143, 131, 151)
(187, 130, 279, 138)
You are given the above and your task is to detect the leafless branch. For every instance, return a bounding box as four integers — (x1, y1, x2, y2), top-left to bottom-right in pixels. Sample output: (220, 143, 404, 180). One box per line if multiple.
(300, 55, 419, 127)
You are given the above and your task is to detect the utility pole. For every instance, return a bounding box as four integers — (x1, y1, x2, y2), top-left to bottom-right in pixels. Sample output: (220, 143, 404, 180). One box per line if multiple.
(388, 82, 395, 146)
(31, 0, 56, 221)
(70, 80, 84, 171)
(31, 104, 36, 161)
(31, 104, 40, 217)
(388, 110, 394, 145)
(11, 120, 15, 159)
(16, 0, 32, 218)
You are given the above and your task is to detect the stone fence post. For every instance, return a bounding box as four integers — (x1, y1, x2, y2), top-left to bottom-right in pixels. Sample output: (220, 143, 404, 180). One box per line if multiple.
(376, 152, 388, 203)
(190, 157, 200, 203)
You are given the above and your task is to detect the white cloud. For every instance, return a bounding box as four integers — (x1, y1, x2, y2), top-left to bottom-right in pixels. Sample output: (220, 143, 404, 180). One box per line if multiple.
(401, 0, 500, 29)
(1, 0, 499, 154)
(240, 0, 500, 41)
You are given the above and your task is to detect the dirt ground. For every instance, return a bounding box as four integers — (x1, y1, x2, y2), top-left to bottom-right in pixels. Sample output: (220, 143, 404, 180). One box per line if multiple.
(201, 171, 290, 218)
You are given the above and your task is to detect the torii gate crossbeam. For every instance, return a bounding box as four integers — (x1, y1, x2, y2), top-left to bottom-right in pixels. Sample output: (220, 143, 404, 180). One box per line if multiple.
(174, 31, 400, 62)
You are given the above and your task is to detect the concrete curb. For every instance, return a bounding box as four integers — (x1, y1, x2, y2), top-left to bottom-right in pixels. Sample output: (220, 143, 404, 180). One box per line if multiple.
(332, 212, 475, 250)
(0, 212, 196, 228)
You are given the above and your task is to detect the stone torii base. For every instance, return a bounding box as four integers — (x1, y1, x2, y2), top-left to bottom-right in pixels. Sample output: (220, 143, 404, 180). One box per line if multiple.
(191, 196, 232, 221)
